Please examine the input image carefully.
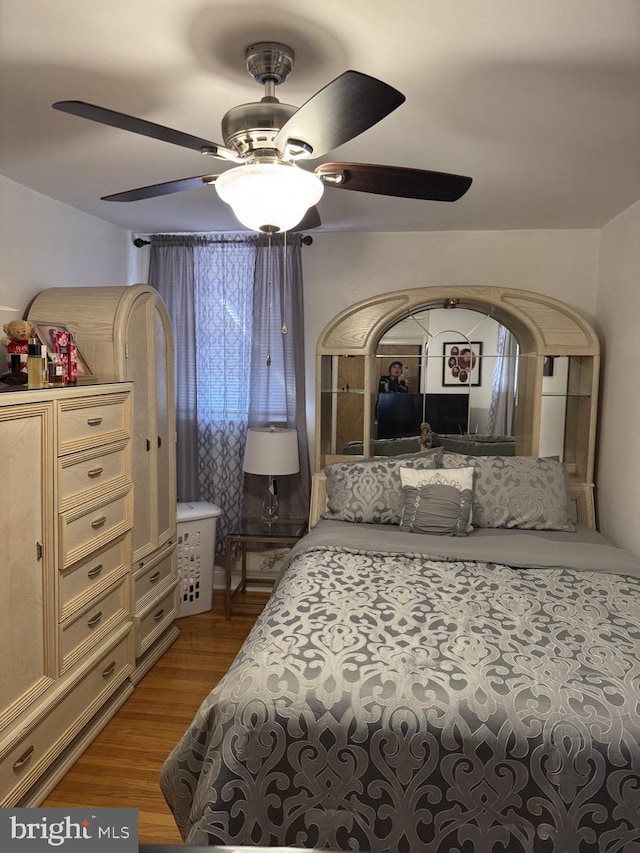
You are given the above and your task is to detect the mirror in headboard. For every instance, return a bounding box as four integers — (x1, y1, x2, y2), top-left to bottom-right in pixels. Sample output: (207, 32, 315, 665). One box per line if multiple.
(316, 285, 600, 523)
(374, 306, 516, 449)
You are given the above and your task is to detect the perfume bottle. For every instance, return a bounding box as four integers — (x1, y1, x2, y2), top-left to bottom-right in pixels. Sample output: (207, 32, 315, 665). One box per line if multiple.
(27, 339, 44, 388)
(0, 353, 27, 386)
(47, 353, 65, 385)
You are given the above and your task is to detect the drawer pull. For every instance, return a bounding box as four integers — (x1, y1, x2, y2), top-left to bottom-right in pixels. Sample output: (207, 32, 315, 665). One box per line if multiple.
(153, 608, 165, 622)
(13, 745, 35, 771)
(91, 516, 107, 529)
(149, 571, 161, 583)
(36, 540, 44, 561)
(146, 438, 151, 451)
(87, 610, 103, 628)
(87, 417, 103, 426)
(87, 466, 104, 478)
(157, 435, 162, 448)
(87, 563, 104, 579)
(101, 660, 117, 678)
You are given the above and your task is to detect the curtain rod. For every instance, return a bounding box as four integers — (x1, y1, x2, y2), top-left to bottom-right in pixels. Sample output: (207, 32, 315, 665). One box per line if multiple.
(133, 235, 313, 247)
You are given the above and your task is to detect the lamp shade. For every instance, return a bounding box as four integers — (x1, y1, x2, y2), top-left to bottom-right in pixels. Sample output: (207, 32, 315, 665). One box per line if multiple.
(243, 427, 300, 476)
(215, 162, 324, 233)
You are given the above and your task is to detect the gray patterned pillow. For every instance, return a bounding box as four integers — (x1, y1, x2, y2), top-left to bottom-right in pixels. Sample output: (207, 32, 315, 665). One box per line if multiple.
(399, 466, 475, 536)
(322, 448, 443, 524)
(440, 452, 575, 530)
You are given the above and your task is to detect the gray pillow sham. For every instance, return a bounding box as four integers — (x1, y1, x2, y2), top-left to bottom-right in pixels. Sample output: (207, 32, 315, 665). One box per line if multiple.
(440, 452, 575, 531)
(322, 448, 443, 524)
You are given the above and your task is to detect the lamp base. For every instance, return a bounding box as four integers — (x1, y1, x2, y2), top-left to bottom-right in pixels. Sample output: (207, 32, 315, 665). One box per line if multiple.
(262, 477, 278, 525)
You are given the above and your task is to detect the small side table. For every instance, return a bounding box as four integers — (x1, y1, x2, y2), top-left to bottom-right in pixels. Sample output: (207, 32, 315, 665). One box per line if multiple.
(225, 518, 307, 619)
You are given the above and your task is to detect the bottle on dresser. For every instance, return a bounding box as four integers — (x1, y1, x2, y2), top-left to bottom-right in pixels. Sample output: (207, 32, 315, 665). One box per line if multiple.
(27, 338, 45, 388)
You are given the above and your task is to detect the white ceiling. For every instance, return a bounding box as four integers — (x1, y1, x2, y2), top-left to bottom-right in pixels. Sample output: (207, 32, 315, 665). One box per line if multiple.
(1, 0, 639, 235)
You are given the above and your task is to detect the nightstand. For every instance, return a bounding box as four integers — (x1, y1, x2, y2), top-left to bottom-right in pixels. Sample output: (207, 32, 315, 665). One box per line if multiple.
(224, 518, 307, 618)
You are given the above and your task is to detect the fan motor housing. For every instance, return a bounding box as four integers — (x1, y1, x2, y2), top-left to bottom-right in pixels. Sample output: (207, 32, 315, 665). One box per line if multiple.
(222, 100, 297, 156)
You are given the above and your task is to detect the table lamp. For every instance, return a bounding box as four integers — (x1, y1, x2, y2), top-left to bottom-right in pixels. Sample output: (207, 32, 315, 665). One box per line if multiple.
(242, 427, 299, 523)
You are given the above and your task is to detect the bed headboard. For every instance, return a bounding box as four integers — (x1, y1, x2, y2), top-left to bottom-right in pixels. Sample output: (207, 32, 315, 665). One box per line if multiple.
(309, 470, 595, 530)
(314, 285, 600, 532)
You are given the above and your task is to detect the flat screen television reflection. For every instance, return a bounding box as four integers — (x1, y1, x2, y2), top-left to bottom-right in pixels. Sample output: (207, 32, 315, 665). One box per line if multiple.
(376, 393, 469, 439)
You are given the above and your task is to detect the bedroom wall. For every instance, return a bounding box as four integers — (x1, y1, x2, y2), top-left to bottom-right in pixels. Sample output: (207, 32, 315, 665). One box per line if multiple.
(594, 199, 640, 556)
(302, 228, 600, 460)
(0, 176, 135, 353)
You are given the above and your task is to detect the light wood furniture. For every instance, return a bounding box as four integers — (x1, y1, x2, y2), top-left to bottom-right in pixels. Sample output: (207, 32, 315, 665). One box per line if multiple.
(0, 383, 135, 807)
(316, 286, 600, 527)
(28, 285, 179, 681)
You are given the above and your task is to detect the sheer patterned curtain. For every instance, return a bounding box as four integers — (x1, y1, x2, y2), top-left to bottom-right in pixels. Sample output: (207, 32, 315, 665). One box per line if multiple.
(149, 233, 308, 551)
(194, 239, 256, 546)
(487, 324, 518, 435)
(245, 234, 310, 520)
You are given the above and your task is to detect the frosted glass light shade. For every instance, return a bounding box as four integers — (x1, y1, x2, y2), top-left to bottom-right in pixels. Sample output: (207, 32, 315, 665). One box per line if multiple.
(215, 162, 323, 233)
(242, 427, 300, 476)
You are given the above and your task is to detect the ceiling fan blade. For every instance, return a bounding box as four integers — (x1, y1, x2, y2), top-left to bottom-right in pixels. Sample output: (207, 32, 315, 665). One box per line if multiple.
(293, 205, 321, 230)
(274, 71, 405, 160)
(52, 101, 241, 161)
(101, 174, 220, 202)
(315, 162, 472, 201)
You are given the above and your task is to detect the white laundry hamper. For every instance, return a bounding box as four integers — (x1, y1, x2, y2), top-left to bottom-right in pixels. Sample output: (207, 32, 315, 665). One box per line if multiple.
(176, 501, 222, 617)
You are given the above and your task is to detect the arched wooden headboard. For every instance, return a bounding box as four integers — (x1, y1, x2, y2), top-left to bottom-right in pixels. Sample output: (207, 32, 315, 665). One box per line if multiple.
(312, 285, 600, 528)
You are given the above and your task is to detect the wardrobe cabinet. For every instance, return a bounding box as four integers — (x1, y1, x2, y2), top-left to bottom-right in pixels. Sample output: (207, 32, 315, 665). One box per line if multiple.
(0, 384, 134, 807)
(28, 285, 179, 681)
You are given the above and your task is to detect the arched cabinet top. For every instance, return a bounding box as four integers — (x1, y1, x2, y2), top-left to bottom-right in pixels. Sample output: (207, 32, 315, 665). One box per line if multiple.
(317, 286, 599, 356)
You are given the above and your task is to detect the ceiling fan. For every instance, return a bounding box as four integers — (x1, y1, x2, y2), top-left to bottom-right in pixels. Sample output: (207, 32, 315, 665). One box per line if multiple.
(53, 42, 472, 233)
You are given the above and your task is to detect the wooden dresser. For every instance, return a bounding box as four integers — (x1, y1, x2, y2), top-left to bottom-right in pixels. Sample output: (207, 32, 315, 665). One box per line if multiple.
(28, 285, 179, 683)
(0, 382, 135, 806)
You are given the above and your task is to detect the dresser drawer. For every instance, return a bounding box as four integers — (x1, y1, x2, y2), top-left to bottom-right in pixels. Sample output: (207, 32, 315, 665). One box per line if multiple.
(59, 441, 130, 510)
(58, 394, 130, 455)
(135, 581, 179, 658)
(0, 627, 133, 806)
(59, 578, 130, 673)
(59, 535, 130, 620)
(59, 486, 132, 569)
(133, 544, 177, 612)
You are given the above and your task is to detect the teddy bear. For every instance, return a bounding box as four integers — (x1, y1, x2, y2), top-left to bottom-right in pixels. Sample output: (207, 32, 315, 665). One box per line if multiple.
(3, 319, 35, 372)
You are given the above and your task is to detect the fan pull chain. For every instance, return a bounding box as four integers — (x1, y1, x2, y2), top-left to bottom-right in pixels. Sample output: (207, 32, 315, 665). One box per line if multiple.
(281, 231, 288, 335)
(266, 233, 272, 367)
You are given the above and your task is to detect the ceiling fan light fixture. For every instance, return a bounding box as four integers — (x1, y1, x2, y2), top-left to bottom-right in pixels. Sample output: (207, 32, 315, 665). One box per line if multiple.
(215, 162, 324, 233)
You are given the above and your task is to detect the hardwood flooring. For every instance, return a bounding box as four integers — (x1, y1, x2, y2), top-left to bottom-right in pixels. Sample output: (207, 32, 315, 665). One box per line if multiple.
(43, 596, 267, 844)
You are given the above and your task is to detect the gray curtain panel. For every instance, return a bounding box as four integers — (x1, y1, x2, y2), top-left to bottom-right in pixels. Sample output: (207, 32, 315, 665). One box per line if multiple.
(149, 235, 199, 503)
(150, 233, 310, 552)
(245, 234, 310, 521)
(193, 239, 255, 549)
(487, 324, 518, 435)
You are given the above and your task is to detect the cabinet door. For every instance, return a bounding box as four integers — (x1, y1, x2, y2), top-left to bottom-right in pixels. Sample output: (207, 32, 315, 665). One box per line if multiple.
(153, 300, 175, 548)
(0, 404, 55, 731)
(125, 293, 155, 561)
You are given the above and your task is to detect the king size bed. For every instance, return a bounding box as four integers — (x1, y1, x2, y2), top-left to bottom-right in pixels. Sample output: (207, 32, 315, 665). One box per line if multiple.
(160, 450, 640, 852)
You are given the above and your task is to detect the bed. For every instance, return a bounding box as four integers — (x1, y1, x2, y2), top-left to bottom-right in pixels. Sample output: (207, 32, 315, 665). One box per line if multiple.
(160, 452, 640, 852)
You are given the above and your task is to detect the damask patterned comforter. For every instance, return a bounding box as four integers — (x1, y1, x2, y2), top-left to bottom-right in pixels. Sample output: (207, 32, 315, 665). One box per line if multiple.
(160, 522, 640, 852)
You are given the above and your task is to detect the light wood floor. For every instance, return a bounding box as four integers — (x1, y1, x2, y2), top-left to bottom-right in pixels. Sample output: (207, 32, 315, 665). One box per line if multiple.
(43, 596, 266, 844)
